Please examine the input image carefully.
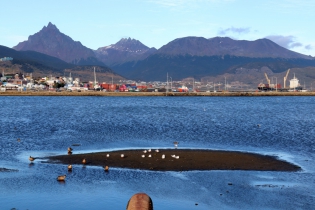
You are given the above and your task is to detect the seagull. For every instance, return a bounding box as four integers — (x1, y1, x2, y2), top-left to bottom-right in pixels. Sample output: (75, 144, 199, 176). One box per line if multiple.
(29, 156, 35, 162)
(57, 175, 66, 181)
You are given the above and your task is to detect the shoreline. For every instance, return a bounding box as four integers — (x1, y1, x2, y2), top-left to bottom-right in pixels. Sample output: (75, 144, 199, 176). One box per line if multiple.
(1, 90, 315, 97)
(45, 149, 301, 172)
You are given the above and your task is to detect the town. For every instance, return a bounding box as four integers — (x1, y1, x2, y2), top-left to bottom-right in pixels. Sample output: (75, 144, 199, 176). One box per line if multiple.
(0, 57, 309, 93)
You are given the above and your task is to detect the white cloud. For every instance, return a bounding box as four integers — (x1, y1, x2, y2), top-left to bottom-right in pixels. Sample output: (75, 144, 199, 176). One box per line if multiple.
(146, 0, 234, 8)
(265, 35, 303, 49)
(305, 44, 313, 50)
(218, 27, 251, 35)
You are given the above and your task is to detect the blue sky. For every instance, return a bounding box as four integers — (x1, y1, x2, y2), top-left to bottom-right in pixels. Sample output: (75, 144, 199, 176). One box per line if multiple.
(1, 0, 314, 56)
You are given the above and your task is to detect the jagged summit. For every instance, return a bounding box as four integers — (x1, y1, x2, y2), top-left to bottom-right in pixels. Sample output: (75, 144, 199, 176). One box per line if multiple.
(45, 22, 58, 30)
(13, 22, 97, 64)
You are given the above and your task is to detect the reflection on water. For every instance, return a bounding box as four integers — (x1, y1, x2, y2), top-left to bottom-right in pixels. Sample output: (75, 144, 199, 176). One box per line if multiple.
(0, 96, 315, 209)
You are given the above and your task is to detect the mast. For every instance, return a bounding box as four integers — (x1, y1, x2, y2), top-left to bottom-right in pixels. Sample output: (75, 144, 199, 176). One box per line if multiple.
(94, 67, 96, 86)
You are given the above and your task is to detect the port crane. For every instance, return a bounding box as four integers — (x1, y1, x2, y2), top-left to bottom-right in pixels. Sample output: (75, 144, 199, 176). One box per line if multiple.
(264, 73, 270, 85)
(283, 69, 290, 89)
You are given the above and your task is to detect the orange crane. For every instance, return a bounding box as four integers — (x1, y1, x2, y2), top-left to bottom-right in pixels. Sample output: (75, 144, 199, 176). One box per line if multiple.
(283, 69, 290, 88)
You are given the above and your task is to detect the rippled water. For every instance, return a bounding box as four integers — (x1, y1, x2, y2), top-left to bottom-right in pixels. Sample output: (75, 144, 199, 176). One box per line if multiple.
(0, 96, 314, 209)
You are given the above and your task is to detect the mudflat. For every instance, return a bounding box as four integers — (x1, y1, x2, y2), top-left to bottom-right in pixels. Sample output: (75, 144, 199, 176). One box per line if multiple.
(46, 149, 300, 172)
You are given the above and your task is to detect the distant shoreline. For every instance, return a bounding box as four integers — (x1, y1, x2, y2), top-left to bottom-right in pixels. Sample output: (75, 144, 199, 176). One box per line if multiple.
(1, 91, 315, 97)
(45, 149, 301, 172)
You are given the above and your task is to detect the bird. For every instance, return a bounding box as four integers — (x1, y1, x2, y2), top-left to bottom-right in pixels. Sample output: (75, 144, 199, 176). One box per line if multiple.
(57, 175, 66, 181)
(171, 155, 176, 158)
(148, 149, 151, 152)
(155, 149, 159, 153)
(148, 154, 152, 158)
(106, 154, 110, 157)
(68, 165, 72, 171)
(68, 151, 72, 155)
(142, 155, 145, 158)
(29, 156, 35, 162)
(67, 147, 73, 152)
(175, 156, 179, 159)
(104, 166, 109, 171)
(173, 141, 179, 148)
(17, 138, 21, 142)
(121, 154, 125, 158)
(162, 154, 165, 159)
(82, 158, 86, 164)
(257, 124, 261, 127)
(143, 150, 147, 153)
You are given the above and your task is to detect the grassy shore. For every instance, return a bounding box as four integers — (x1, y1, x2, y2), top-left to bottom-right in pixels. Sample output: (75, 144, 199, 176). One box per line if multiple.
(1, 90, 315, 97)
(45, 149, 301, 172)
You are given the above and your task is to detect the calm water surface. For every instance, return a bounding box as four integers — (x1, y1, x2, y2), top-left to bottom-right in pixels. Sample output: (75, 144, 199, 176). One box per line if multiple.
(0, 96, 314, 209)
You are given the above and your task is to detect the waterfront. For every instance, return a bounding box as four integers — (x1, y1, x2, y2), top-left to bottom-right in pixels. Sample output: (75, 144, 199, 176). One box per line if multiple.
(0, 96, 314, 209)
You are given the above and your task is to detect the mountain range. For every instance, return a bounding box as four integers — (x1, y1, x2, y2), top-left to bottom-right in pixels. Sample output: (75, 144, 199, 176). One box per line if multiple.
(6, 22, 315, 84)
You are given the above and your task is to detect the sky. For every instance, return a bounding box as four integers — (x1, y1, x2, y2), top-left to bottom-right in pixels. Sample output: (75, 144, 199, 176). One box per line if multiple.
(1, 0, 314, 56)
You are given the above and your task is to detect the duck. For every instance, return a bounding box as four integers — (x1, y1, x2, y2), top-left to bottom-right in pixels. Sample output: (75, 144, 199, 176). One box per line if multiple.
(29, 156, 35, 162)
(82, 158, 86, 164)
(57, 175, 66, 181)
(104, 166, 109, 171)
(68, 165, 72, 171)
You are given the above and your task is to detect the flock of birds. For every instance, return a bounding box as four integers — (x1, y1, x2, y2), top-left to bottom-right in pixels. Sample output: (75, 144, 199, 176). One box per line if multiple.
(29, 141, 180, 181)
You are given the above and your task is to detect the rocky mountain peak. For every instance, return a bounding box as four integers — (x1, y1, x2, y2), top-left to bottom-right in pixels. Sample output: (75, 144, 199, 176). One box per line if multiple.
(13, 22, 97, 64)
